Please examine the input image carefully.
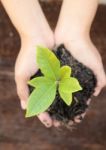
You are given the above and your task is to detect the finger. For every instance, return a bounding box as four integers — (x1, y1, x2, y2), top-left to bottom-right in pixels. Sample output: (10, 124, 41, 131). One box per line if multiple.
(93, 87, 101, 96)
(37, 112, 53, 128)
(15, 74, 29, 109)
(74, 98, 91, 123)
(53, 120, 60, 127)
(86, 98, 91, 105)
(94, 81, 106, 96)
(74, 115, 83, 123)
(68, 120, 74, 126)
(93, 63, 106, 96)
(93, 69, 106, 96)
(74, 112, 86, 123)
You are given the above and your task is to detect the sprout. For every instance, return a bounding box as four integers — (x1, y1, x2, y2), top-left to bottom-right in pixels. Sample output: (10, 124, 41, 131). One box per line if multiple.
(26, 46, 82, 117)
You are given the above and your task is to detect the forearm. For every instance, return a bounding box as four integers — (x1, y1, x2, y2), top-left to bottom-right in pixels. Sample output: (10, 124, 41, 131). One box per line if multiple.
(56, 0, 99, 37)
(1, 0, 49, 38)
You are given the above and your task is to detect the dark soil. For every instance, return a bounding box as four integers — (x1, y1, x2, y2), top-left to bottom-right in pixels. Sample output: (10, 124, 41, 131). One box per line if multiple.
(30, 44, 97, 124)
(49, 45, 97, 123)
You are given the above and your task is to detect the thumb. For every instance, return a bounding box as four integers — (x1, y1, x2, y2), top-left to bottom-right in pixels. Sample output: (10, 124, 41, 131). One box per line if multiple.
(15, 74, 29, 109)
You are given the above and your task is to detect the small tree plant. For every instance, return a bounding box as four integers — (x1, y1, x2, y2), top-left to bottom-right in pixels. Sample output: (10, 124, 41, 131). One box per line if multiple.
(26, 46, 82, 117)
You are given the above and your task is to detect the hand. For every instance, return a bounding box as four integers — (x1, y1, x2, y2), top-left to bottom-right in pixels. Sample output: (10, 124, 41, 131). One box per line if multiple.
(66, 37, 106, 96)
(15, 33, 57, 128)
(1, 0, 60, 127)
(55, 33, 106, 124)
(53, 0, 106, 125)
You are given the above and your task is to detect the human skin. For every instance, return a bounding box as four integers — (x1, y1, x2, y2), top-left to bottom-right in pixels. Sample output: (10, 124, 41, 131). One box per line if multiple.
(55, 0, 106, 97)
(1, 0, 106, 127)
(55, 0, 106, 123)
(1, 0, 55, 128)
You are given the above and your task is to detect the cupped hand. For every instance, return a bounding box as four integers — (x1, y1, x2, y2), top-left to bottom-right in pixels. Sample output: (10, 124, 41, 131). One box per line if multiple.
(55, 33, 106, 96)
(55, 34, 106, 124)
(64, 37, 106, 97)
(15, 34, 57, 128)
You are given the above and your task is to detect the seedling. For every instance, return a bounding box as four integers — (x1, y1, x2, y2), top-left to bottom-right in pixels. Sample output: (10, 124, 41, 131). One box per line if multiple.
(26, 46, 82, 117)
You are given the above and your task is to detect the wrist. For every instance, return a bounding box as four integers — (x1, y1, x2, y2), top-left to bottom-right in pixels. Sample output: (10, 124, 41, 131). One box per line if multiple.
(55, 28, 90, 47)
(20, 31, 54, 50)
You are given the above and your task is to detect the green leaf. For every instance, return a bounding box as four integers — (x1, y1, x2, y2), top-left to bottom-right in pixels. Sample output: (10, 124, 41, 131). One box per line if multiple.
(26, 45, 83, 117)
(28, 76, 53, 88)
(60, 77, 82, 93)
(59, 77, 82, 105)
(26, 80, 56, 117)
(36, 46, 60, 80)
(59, 89, 72, 105)
(60, 66, 71, 79)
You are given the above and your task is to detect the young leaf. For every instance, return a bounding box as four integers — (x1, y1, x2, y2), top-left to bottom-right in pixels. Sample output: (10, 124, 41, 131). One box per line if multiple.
(59, 78, 82, 105)
(60, 66, 71, 79)
(70, 77, 82, 92)
(36, 46, 60, 80)
(26, 80, 56, 117)
(59, 78, 82, 93)
(28, 76, 53, 88)
(59, 83, 72, 105)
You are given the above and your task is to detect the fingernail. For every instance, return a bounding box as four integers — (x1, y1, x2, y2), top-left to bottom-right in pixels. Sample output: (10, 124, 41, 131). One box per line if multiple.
(43, 120, 51, 128)
(21, 101, 26, 110)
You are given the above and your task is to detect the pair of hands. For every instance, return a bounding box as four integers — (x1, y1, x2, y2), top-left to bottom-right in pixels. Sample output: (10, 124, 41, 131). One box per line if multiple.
(1, 0, 105, 128)
(15, 30, 106, 128)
